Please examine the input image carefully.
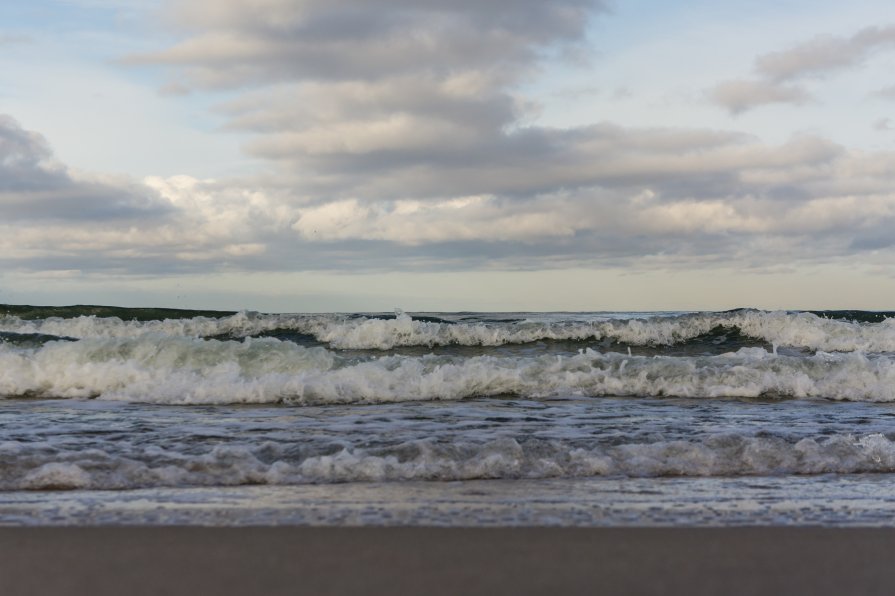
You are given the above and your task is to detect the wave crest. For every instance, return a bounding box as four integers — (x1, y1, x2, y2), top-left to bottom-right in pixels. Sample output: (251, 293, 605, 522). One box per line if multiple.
(6, 433, 895, 490)
(1, 309, 894, 352)
(2, 341, 895, 403)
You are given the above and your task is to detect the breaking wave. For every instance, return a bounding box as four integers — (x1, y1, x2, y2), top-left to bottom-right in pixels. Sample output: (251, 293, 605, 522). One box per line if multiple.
(2, 338, 895, 403)
(1, 308, 894, 353)
(6, 433, 895, 490)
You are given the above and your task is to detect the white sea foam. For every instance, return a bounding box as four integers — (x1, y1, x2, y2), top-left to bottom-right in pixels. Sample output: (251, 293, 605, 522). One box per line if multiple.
(0, 336, 336, 402)
(311, 310, 895, 351)
(1, 310, 894, 352)
(7, 433, 895, 490)
(22, 462, 92, 490)
(2, 339, 895, 403)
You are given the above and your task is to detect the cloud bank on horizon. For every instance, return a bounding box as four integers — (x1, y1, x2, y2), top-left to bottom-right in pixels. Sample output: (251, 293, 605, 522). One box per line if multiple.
(2, 0, 895, 309)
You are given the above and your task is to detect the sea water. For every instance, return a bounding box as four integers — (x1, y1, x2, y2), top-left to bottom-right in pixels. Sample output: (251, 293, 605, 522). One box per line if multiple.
(2, 306, 895, 526)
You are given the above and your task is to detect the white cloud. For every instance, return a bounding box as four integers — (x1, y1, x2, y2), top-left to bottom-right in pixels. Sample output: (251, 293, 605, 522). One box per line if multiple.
(291, 196, 577, 244)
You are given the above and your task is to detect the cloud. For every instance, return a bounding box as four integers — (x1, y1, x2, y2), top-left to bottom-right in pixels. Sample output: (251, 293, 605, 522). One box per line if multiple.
(9, 4, 895, 280)
(6, 110, 895, 277)
(132, 0, 616, 200)
(291, 196, 578, 244)
(874, 118, 892, 131)
(873, 85, 895, 100)
(756, 25, 895, 82)
(710, 24, 895, 114)
(131, 0, 607, 87)
(113, 6, 895, 270)
(138, 2, 866, 210)
(709, 80, 810, 115)
(0, 115, 168, 221)
(0, 115, 294, 272)
(0, 34, 31, 46)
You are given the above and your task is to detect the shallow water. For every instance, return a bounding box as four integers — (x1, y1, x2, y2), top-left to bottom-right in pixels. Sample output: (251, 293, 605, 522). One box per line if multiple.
(4, 397, 895, 490)
(6, 475, 895, 527)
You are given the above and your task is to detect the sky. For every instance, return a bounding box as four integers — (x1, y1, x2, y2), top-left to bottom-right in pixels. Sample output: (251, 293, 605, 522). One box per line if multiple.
(2, 0, 895, 312)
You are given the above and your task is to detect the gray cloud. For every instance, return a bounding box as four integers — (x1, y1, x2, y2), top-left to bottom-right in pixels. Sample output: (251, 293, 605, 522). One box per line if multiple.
(710, 24, 895, 114)
(239, 118, 843, 204)
(116, 6, 895, 271)
(134, 0, 614, 203)
(756, 25, 895, 82)
(873, 85, 895, 100)
(0, 117, 295, 275)
(709, 80, 810, 115)
(6, 111, 895, 276)
(138, 2, 865, 210)
(0, 114, 65, 190)
(133, 0, 606, 87)
(0, 33, 31, 47)
(0, 115, 169, 221)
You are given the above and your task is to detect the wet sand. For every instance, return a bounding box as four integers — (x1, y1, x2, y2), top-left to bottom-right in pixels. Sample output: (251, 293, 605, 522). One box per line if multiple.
(3, 527, 895, 595)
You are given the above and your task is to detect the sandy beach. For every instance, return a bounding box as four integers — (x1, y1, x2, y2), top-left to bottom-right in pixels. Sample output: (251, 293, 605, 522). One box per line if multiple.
(3, 526, 895, 595)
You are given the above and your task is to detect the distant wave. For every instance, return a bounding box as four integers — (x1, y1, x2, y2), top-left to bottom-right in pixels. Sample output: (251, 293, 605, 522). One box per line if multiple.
(2, 307, 895, 352)
(0, 304, 236, 322)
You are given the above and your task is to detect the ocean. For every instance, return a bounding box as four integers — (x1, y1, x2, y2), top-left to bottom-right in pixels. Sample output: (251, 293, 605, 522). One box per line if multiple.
(3, 306, 895, 526)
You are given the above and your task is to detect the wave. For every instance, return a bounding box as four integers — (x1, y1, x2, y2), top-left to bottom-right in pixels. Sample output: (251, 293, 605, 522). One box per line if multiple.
(5, 432, 895, 490)
(0, 304, 235, 322)
(1, 308, 894, 352)
(2, 338, 895, 403)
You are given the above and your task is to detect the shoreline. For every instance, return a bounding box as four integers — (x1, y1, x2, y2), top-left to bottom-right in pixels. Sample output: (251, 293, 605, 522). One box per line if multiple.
(4, 475, 895, 527)
(3, 526, 895, 595)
